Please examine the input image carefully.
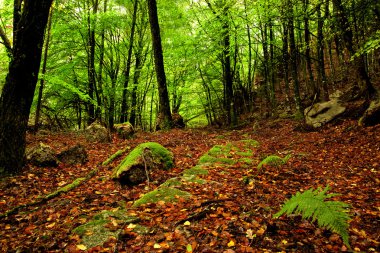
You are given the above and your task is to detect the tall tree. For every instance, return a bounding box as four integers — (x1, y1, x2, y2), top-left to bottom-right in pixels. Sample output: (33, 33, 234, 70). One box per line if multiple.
(0, 0, 54, 175)
(120, 0, 139, 123)
(147, 0, 172, 129)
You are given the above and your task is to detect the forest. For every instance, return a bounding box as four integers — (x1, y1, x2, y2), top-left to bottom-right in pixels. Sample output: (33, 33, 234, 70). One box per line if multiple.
(0, 0, 379, 252)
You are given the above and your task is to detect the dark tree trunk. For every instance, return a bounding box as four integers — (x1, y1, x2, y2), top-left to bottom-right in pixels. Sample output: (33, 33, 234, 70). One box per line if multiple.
(86, 0, 99, 125)
(288, 1, 303, 116)
(130, 46, 144, 127)
(147, 0, 172, 130)
(120, 0, 139, 123)
(303, 0, 316, 98)
(282, 23, 291, 104)
(34, 7, 53, 133)
(317, 2, 329, 101)
(0, 0, 53, 175)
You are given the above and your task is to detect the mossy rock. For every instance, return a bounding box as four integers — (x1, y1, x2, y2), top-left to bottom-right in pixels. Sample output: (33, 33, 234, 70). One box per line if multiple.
(112, 142, 174, 185)
(132, 187, 191, 207)
(114, 122, 134, 139)
(72, 209, 143, 248)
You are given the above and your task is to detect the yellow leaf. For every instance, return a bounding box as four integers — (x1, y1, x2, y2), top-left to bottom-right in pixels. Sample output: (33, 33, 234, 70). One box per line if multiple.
(46, 222, 56, 228)
(76, 244, 87, 250)
(153, 243, 161, 249)
(282, 239, 288, 245)
(5, 224, 11, 230)
(184, 221, 191, 226)
(127, 223, 137, 229)
(227, 240, 235, 247)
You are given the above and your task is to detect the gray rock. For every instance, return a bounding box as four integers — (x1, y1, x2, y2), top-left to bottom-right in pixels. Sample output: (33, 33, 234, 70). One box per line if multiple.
(26, 143, 58, 167)
(57, 144, 88, 165)
(85, 122, 111, 143)
(305, 99, 346, 127)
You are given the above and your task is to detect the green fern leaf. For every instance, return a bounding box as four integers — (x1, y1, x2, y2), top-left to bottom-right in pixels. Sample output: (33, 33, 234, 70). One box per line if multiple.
(274, 185, 351, 247)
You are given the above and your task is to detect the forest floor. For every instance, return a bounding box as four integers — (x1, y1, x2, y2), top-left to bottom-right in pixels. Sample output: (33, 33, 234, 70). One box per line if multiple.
(0, 118, 379, 252)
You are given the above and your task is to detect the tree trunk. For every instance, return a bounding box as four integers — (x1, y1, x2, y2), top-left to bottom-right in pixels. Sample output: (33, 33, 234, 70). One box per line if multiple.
(0, 0, 53, 175)
(34, 7, 54, 133)
(288, 2, 303, 116)
(303, 0, 316, 98)
(120, 0, 139, 123)
(317, 3, 328, 101)
(147, 0, 172, 130)
(86, 0, 99, 125)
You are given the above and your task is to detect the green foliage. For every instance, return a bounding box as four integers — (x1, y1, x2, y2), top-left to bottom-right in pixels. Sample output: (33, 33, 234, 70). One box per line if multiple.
(274, 186, 351, 247)
(353, 31, 380, 58)
(257, 154, 291, 169)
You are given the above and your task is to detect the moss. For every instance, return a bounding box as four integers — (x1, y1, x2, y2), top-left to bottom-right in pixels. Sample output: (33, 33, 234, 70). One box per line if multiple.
(236, 151, 253, 157)
(257, 154, 291, 170)
(72, 209, 143, 248)
(160, 177, 183, 187)
(112, 142, 174, 179)
(198, 154, 235, 165)
(132, 187, 191, 207)
(102, 147, 130, 166)
(182, 175, 206, 184)
(240, 139, 260, 148)
(45, 177, 86, 199)
(239, 158, 253, 164)
(182, 166, 208, 176)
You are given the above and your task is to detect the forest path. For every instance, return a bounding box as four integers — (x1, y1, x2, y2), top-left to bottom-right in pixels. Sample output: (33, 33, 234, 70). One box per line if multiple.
(0, 119, 379, 252)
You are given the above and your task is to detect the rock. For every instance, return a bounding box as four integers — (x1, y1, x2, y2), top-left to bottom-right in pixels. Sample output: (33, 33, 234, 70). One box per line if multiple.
(359, 98, 380, 126)
(304, 99, 346, 127)
(172, 113, 185, 128)
(112, 142, 174, 185)
(26, 143, 58, 167)
(114, 122, 134, 139)
(57, 144, 88, 165)
(85, 121, 111, 143)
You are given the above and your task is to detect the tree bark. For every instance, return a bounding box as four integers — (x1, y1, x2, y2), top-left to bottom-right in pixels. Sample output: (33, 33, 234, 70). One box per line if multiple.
(0, 0, 53, 175)
(147, 0, 172, 130)
(120, 0, 139, 123)
(34, 7, 54, 133)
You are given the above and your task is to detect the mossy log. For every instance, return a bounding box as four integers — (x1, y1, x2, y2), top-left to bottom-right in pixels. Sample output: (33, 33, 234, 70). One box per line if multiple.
(112, 142, 174, 185)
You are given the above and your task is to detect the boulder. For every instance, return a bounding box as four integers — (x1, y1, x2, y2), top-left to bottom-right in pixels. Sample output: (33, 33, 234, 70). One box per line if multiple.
(57, 144, 88, 165)
(172, 113, 186, 128)
(26, 143, 58, 167)
(359, 98, 380, 126)
(112, 142, 174, 185)
(114, 122, 134, 139)
(85, 121, 111, 143)
(304, 99, 346, 128)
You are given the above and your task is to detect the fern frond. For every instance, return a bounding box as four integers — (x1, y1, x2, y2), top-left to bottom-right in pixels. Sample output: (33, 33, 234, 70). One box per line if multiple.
(274, 185, 351, 247)
(257, 154, 291, 169)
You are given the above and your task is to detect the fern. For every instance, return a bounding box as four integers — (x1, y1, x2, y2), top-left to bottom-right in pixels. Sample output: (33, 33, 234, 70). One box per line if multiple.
(274, 186, 351, 247)
(257, 154, 291, 169)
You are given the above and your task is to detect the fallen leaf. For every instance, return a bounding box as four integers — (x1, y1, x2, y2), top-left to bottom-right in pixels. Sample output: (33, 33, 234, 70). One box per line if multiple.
(227, 240, 235, 247)
(184, 221, 191, 226)
(76, 244, 87, 250)
(153, 243, 161, 249)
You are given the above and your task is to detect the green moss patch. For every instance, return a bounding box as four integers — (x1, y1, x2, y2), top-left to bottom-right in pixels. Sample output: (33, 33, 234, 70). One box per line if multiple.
(182, 166, 209, 176)
(132, 187, 191, 207)
(72, 209, 143, 249)
(257, 154, 291, 170)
